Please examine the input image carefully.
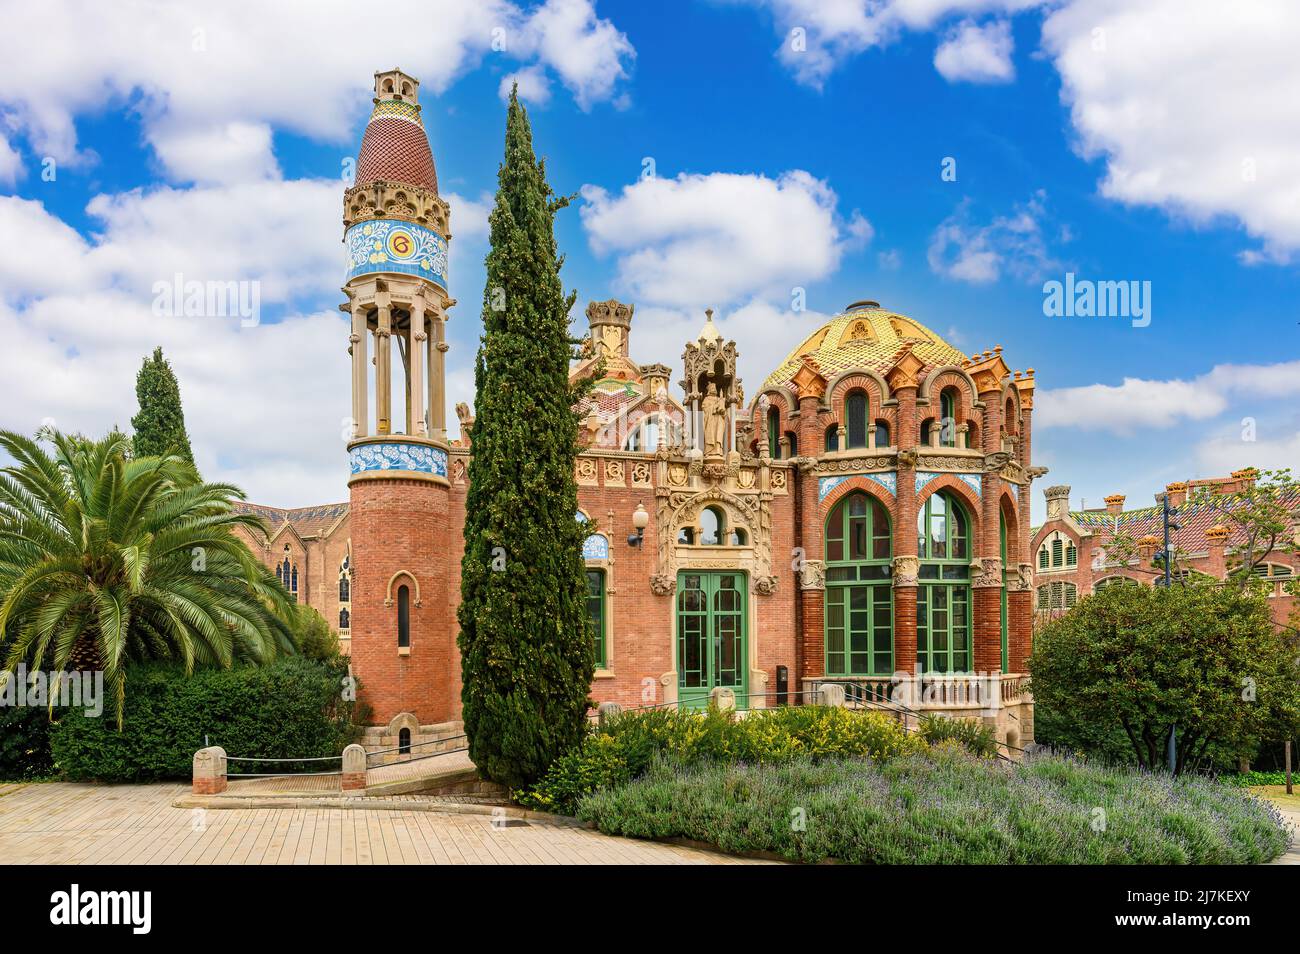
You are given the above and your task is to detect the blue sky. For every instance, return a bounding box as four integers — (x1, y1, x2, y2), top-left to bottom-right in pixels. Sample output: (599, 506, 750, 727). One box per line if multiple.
(1, 0, 1297, 517)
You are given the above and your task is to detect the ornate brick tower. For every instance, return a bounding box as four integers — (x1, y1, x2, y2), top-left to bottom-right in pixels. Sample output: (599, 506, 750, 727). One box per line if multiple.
(342, 69, 455, 726)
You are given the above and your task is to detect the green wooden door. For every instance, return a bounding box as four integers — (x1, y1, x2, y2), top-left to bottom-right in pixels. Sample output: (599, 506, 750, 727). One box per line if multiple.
(676, 571, 747, 708)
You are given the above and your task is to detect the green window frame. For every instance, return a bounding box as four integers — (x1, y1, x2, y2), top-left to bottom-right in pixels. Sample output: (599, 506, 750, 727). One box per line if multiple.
(824, 491, 893, 676)
(939, 389, 958, 447)
(767, 407, 781, 460)
(917, 491, 972, 673)
(585, 569, 606, 668)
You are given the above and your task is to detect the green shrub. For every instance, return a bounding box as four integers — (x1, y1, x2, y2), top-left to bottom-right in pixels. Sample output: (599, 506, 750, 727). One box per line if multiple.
(292, 604, 341, 662)
(0, 703, 58, 780)
(917, 714, 999, 758)
(517, 705, 922, 814)
(579, 750, 1291, 865)
(1221, 771, 1297, 787)
(50, 657, 360, 782)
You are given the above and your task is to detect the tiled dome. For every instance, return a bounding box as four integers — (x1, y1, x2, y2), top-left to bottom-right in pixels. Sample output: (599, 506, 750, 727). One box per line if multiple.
(356, 99, 438, 193)
(763, 301, 967, 391)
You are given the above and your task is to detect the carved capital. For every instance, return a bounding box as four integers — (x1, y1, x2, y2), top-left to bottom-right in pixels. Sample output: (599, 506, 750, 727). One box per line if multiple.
(892, 555, 919, 587)
(799, 559, 825, 591)
(972, 557, 1004, 588)
(650, 573, 676, 596)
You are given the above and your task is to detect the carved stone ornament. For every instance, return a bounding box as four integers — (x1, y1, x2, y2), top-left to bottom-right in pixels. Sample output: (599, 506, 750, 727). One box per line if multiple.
(650, 573, 676, 596)
(816, 455, 896, 473)
(605, 459, 625, 485)
(737, 467, 756, 490)
(668, 462, 688, 486)
(652, 485, 775, 597)
(1009, 563, 1034, 592)
(972, 557, 1003, 588)
(799, 559, 826, 591)
(771, 469, 788, 492)
(631, 461, 652, 485)
(892, 555, 919, 587)
(754, 575, 779, 595)
(576, 458, 598, 484)
(896, 448, 919, 468)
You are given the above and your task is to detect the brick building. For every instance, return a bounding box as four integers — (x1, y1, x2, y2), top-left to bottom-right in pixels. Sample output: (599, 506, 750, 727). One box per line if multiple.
(242, 69, 1049, 752)
(1030, 475, 1298, 625)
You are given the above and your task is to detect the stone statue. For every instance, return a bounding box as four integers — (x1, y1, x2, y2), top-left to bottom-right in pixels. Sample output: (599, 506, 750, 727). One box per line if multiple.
(701, 382, 727, 456)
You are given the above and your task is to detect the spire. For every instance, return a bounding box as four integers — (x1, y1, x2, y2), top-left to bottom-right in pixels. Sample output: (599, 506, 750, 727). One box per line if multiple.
(697, 308, 721, 343)
(356, 68, 438, 192)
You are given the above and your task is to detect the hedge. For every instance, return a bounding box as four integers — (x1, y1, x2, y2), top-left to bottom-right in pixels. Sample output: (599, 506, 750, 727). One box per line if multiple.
(50, 657, 361, 782)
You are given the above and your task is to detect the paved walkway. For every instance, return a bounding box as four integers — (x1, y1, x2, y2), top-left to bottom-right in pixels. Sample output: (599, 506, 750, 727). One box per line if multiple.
(0, 782, 765, 865)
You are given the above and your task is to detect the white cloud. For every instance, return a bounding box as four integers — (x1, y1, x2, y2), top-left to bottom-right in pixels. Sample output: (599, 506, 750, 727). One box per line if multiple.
(0, 131, 22, 186)
(743, 0, 1040, 87)
(0, 0, 635, 184)
(1197, 428, 1300, 476)
(1042, 0, 1300, 262)
(500, 66, 553, 106)
(927, 191, 1058, 283)
(580, 170, 867, 308)
(933, 19, 1014, 83)
(1036, 359, 1300, 434)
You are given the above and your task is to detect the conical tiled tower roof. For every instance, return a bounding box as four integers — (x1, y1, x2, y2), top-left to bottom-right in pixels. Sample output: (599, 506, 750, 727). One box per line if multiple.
(356, 88, 438, 192)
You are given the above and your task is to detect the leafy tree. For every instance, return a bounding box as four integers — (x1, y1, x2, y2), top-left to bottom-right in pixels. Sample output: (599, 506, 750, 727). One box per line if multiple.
(1186, 467, 1299, 589)
(292, 604, 341, 662)
(0, 429, 295, 726)
(131, 347, 195, 464)
(1030, 580, 1300, 773)
(457, 88, 594, 789)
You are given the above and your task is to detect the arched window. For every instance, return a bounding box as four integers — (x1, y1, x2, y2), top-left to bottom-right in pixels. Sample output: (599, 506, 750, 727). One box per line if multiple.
(699, 506, 725, 546)
(1039, 532, 1075, 570)
(290, 565, 298, 601)
(845, 391, 868, 449)
(398, 727, 411, 755)
(339, 607, 350, 630)
(785, 431, 798, 457)
(677, 527, 696, 545)
(729, 528, 748, 546)
(825, 423, 839, 453)
(766, 406, 781, 460)
(624, 413, 677, 451)
(339, 573, 350, 603)
(1036, 581, 1077, 610)
(1005, 397, 1017, 435)
(397, 584, 410, 648)
(874, 419, 891, 448)
(917, 491, 971, 673)
(939, 388, 959, 448)
(824, 492, 893, 675)
(1095, 576, 1138, 591)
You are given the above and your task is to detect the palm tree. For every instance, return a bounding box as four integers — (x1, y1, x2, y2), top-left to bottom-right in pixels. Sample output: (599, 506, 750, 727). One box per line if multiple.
(0, 429, 295, 725)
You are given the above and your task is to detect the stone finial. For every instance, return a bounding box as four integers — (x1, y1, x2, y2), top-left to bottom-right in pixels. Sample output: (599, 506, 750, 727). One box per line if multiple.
(192, 746, 227, 795)
(1206, 524, 1230, 542)
(374, 68, 420, 105)
(1044, 484, 1071, 519)
(708, 686, 736, 712)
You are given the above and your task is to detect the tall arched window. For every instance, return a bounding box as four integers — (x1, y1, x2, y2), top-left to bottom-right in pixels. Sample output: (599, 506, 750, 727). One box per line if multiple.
(917, 491, 971, 673)
(845, 391, 868, 449)
(290, 565, 298, 601)
(339, 573, 350, 603)
(825, 423, 839, 452)
(939, 388, 958, 448)
(397, 584, 410, 648)
(824, 492, 893, 675)
(766, 406, 781, 460)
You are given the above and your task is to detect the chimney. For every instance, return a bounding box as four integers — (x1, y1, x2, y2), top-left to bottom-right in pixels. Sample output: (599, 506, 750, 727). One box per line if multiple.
(1137, 535, 1161, 563)
(1104, 493, 1126, 516)
(1205, 524, 1229, 577)
(1230, 468, 1258, 492)
(1165, 481, 1188, 508)
(1044, 485, 1071, 520)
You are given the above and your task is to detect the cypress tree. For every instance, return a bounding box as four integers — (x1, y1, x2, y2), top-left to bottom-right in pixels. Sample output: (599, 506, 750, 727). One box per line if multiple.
(458, 89, 594, 789)
(131, 347, 195, 464)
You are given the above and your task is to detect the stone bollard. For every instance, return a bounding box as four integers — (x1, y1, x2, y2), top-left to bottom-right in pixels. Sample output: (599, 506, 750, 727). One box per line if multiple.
(192, 746, 227, 795)
(597, 701, 623, 727)
(708, 686, 736, 712)
(341, 743, 368, 793)
(818, 683, 846, 707)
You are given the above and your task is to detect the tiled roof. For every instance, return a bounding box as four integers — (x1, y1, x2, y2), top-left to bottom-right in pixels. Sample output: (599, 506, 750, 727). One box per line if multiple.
(1062, 488, 1300, 553)
(356, 101, 438, 192)
(762, 306, 969, 392)
(233, 501, 349, 538)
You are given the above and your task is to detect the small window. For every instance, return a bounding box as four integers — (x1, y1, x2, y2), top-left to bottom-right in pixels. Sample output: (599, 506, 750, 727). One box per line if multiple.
(1051, 538, 1063, 567)
(397, 584, 410, 648)
(874, 420, 890, 447)
(939, 389, 958, 448)
(825, 423, 839, 453)
(767, 407, 781, 460)
(677, 527, 695, 545)
(398, 727, 411, 755)
(1066, 543, 1077, 566)
(339, 575, 350, 602)
(339, 608, 350, 630)
(1038, 547, 1048, 569)
(786, 431, 798, 457)
(729, 528, 748, 546)
(700, 507, 724, 546)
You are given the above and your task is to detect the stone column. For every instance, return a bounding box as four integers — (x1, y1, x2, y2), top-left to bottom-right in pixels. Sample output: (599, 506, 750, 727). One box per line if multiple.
(974, 392, 1004, 673)
(376, 294, 392, 436)
(430, 307, 448, 441)
(796, 392, 824, 684)
(409, 298, 427, 436)
(350, 302, 368, 439)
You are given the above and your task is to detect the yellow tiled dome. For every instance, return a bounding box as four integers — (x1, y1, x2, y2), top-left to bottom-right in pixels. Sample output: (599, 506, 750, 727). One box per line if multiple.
(762, 301, 968, 391)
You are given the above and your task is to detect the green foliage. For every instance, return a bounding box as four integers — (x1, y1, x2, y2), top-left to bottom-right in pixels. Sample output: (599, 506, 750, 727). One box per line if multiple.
(131, 347, 194, 464)
(50, 657, 358, 782)
(1221, 771, 1297, 787)
(0, 428, 297, 726)
(917, 713, 999, 757)
(1030, 579, 1300, 773)
(579, 750, 1290, 865)
(458, 88, 593, 789)
(291, 604, 340, 662)
(517, 705, 923, 815)
(0, 703, 58, 780)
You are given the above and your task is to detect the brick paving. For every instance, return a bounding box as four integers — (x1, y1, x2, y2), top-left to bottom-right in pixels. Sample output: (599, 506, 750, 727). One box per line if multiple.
(0, 782, 768, 865)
